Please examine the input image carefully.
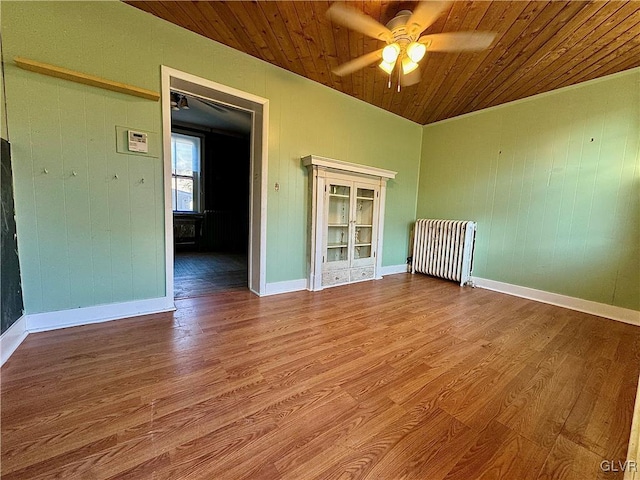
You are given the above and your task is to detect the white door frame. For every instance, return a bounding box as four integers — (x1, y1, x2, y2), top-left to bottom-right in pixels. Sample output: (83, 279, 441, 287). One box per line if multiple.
(161, 66, 269, 302)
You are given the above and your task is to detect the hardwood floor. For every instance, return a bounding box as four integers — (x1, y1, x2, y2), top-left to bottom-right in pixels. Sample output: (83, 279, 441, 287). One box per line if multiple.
(174, 251, 247, 299)
(2, 274, 639, 479)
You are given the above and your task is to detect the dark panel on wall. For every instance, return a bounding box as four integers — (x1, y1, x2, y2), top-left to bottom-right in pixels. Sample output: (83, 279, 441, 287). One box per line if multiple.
(203, 132, 250, 253)
(1, 138, 24, 333)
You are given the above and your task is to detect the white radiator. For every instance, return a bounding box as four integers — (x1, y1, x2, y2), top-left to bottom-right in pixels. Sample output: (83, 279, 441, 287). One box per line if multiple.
(411, 219, 476, 286)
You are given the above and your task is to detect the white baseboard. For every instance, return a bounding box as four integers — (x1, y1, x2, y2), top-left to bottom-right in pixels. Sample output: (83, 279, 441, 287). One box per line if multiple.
(263, 279, 308, 296)
(263, 268, 408, 294)
(472, 277, 640, 326)
(1, 315, 28, 367)
(380, 264, 410, 276)
(26, 296, 176, 333)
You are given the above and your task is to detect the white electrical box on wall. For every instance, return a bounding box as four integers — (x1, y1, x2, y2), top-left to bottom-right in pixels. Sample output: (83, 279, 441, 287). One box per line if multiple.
(127, 130, 148, 153)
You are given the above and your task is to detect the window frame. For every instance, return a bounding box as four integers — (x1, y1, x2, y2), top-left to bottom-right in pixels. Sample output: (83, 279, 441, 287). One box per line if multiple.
(171, 130, 205, 213)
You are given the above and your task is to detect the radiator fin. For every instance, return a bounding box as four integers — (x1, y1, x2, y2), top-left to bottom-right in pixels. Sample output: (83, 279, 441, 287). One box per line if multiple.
(411, 219, 476, 286)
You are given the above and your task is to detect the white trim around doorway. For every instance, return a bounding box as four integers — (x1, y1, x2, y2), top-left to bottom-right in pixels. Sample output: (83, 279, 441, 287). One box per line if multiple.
(160, 66, 269, 301)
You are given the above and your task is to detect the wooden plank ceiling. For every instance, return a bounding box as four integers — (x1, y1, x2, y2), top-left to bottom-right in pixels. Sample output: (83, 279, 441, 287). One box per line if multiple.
(126, 1, 640, 125)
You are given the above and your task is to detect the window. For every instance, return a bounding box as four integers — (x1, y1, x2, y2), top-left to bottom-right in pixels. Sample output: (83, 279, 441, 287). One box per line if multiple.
(171, 132, 202, 212)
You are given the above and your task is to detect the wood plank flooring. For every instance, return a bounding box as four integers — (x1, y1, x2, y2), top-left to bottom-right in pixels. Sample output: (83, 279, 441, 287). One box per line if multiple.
(173, 252, 247, 299)
(2, 274, 639, 479)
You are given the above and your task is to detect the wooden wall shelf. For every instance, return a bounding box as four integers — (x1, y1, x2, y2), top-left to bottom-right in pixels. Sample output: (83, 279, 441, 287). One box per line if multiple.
(14, 57, 160, 101)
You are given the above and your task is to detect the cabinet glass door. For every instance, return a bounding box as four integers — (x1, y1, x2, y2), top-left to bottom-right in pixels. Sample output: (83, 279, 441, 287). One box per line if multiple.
(353, 187, 375, 264)
(326, 183, 350, 264)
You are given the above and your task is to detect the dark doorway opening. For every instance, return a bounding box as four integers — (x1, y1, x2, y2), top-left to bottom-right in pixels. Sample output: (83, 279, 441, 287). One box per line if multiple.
(170, 91, 252, 299)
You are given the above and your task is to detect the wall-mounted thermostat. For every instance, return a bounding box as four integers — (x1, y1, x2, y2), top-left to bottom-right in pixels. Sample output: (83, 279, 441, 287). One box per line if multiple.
(128, 130, 148, 153)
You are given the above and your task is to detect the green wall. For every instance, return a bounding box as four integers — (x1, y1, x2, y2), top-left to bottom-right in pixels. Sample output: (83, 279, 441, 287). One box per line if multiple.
(5, 0, 636, 317)
(418, 69, 640, 311)
(2, 1, 422, 314)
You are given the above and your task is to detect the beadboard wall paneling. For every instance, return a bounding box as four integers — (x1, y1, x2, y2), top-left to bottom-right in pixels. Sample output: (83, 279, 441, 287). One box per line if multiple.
(7, 69, 164, 313)
(2, 1, 422, 314)
(418, 69, 640, 311)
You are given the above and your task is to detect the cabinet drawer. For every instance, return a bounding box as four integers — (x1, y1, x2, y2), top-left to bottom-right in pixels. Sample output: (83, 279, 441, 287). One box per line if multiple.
(350, 266, 375, 282)
(322, 269, 349, 287)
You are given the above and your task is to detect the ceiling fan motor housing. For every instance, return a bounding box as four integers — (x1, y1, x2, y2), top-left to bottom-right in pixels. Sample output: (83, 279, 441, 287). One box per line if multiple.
(386, 10, 414, 48)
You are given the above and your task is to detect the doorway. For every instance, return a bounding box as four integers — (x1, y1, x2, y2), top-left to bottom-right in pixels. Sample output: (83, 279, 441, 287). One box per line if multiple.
(170, 92, 251, 298)
(161, 67, 269, 302)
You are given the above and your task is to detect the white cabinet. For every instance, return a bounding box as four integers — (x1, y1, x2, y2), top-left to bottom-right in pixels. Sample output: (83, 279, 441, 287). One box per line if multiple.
(302, 155, 396, 291)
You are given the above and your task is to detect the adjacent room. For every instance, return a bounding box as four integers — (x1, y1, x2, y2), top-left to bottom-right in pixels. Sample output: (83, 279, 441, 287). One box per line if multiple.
(1, 1, 639, 479)
(170, 91, 252, 298)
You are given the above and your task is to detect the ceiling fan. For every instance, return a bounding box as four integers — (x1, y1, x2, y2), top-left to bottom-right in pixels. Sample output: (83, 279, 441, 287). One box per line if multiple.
(327, 1, 497, 88)
(171, 91, 230, 114)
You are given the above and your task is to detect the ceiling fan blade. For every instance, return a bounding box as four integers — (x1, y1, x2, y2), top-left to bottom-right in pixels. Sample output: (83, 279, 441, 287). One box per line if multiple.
(419, 32, 497, 51)
(327, 3, 393, 42)
(407, 1, 451, 37)
(401, 66, 421, 87)
(333, 48, 384, 77)
(198, 98, 228, 114)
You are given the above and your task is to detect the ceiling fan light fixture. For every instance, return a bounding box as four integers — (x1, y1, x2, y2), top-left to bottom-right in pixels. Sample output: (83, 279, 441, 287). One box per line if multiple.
(382, 43, 401, 64)
(178, 95, 190, 110)
(402, 57, 419, 74)
(406, 42, 427, 63)
(379, 60, 395, 74)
